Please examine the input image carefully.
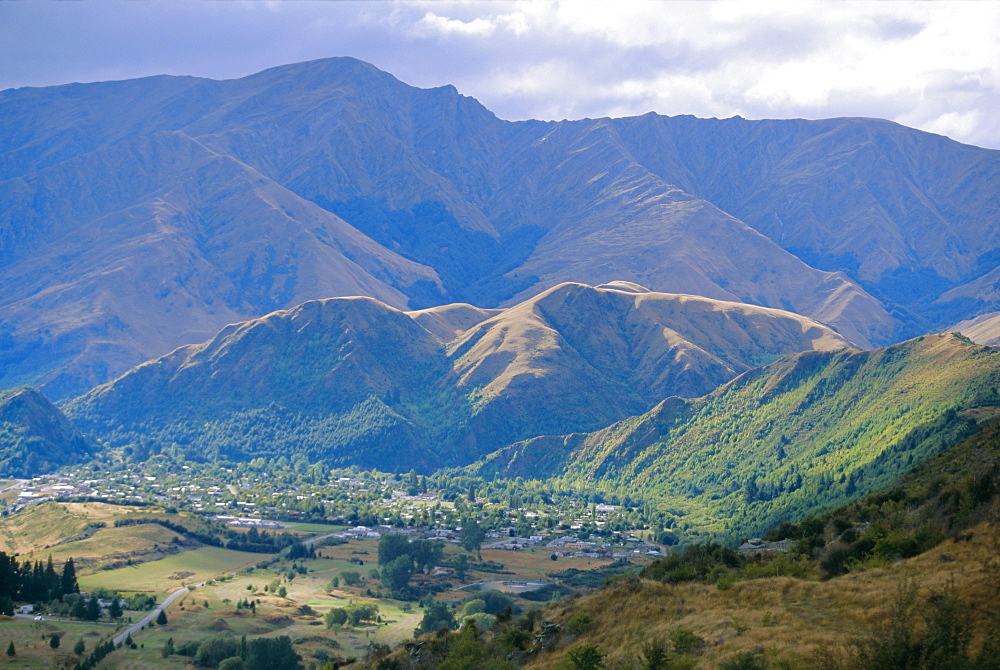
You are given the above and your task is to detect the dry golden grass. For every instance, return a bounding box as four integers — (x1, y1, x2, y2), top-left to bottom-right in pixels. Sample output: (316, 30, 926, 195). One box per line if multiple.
(0, 501, 200, 558)
(478, 547, 623, 576)
(524, 522, 1000, 669)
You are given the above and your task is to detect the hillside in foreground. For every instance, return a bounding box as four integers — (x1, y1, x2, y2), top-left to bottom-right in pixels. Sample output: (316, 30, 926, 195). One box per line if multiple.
(389, 413, 1000, 670)
(518, 412, 1000, 669)
(515, 525, 1000, 669)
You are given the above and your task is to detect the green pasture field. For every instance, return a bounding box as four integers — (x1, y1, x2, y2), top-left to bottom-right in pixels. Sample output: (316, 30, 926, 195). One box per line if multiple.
(80, 546, 266, 594)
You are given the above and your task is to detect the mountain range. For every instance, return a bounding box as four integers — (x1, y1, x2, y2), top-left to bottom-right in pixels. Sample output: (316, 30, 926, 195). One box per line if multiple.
(64, 281, 850, 471)
(3, 57, 999, 398)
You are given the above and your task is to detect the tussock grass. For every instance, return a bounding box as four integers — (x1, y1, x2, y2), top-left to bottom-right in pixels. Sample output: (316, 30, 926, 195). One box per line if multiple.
(524, 521, 1000, 669)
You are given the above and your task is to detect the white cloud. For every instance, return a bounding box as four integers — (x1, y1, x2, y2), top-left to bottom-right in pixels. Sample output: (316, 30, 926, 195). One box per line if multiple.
(414, 12, 497, 38)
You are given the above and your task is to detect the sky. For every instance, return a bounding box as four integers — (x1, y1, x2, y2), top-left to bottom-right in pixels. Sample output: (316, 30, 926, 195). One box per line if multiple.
(3, 1, 999, 149)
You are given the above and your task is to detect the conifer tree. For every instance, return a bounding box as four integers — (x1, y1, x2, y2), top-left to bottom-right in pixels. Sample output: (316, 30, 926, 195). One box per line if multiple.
(5, 641, 14, 656)
(44, 555, 59, 600)
(161, 637, 174, 658)
(83, 595, 101, 621)
(0, 552, 19, 601)
(61, 558, 78, 596)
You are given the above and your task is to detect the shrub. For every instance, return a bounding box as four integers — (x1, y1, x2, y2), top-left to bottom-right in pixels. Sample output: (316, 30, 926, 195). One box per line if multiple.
(496, 626, 530, 651)
(639, 638, 670, 669)
(715, 570, 736, 590)
(719, 651, 767, 670)
(641, 543, 741, 584)
(460, 599, 486, 618)
(669, 628, 706, 656)
(566, 611, 594, 635)
(852, 577, 979, 669)
(820, 544, 855, 578)
(462, 612, 496, 631)
(566, 643, 604, 670)
(218, 657, 244, 670)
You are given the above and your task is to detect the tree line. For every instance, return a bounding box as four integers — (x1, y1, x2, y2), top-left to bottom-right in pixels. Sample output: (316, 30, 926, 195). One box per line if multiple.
(112, 517, 302, 553)
(0, 551, 78, 614)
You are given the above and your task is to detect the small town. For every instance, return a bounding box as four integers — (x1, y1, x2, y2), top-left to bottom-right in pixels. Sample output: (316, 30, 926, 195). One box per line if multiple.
(1, 458, 670, 564)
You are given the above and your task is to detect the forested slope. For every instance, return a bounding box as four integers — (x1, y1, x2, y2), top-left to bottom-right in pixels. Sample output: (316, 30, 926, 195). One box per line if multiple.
(467, 333, 1000, 538)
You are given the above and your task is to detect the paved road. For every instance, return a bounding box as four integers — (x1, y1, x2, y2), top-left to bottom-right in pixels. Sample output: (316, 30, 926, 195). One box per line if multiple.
(112, 586, 189, 646)
(0, 479, 28, 494)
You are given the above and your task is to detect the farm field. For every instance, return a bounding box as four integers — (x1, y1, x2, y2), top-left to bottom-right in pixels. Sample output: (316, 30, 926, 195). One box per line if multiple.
(77, 544, 425, 667)
(84, 533, 637, 666)
(80, 546, 266, 594)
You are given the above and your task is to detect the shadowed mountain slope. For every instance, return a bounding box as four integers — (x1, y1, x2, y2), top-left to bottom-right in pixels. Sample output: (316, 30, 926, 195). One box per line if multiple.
(0, 387, 93, 477)
(611, 115, 1000, 298)
(65, 283, 850, 471)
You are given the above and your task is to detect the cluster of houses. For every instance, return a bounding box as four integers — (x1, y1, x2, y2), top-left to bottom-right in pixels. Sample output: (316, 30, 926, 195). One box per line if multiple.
(306, 524, 665, 560)
(546, 534, 662, 559)
(2, 470, 230, 514)
(483, 535, 546, 551)
(211, 515, 283, 529)
(6, 475, 95, 513)
(2, 471, 670, 563)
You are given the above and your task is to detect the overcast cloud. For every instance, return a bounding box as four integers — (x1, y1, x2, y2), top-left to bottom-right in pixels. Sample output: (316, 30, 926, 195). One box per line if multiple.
(2, 1, 998, 149)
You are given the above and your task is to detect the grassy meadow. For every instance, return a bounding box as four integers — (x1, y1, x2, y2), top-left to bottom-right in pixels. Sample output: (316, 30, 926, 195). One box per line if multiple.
(0, 616, 118, 668)
(79, 546, 265, 593)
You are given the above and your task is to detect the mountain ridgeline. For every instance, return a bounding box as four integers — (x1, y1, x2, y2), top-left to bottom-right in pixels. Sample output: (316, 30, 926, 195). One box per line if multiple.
(462, 332, 1000, 540)
(3, 57, 999, 397)
(64, 282, 852, 472)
